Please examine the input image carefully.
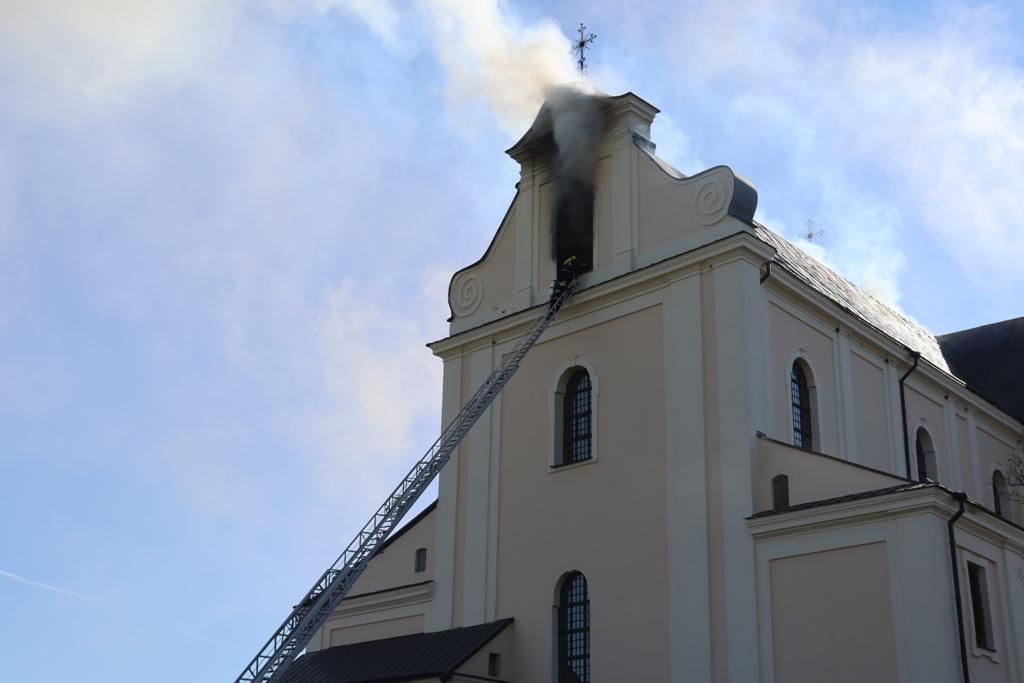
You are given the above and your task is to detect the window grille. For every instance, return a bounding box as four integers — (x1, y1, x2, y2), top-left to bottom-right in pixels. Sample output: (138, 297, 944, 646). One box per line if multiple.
(790, 363, 813, 451)
(562, 370, 592, 465)
(558, 572, 590, 683)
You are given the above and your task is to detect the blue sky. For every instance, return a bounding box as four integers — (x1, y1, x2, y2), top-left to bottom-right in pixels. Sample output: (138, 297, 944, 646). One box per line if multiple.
(0, 1, 1021, 680)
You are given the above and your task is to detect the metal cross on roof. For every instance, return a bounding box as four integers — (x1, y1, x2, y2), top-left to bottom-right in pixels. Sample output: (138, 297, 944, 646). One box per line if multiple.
(573, 23, 597, 74)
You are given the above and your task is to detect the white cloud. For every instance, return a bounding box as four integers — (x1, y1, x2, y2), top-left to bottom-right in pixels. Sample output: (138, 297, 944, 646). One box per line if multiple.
(0, 0, 584, 137)
(839, 11, 1024, 287)
(0, 156, 21, 335)
(304, 271, 447, 496)
(655, 0, 1024, 304)
(313, 0, 399, 42)
(267, 0, 401, 44)
(0, 0, 232, 118)
(801, 185, 908, 306)
(0, 0, 460, 523)
(0, 0, 401, 122)
(650, 113, 705, 176)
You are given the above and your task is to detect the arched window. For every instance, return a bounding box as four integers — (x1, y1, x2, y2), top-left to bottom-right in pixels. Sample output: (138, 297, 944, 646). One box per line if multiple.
(993, 470, 1009, 518)
(557, 572, 590, 683)
(559, 368, 592, 466)
(790, 361, 814, 451)
(915, 428, 937, 483)
(772, 474, 790, 511)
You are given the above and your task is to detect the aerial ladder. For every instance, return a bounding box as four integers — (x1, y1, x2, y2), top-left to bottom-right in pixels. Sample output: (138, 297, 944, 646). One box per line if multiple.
(233, 278, 577, 683)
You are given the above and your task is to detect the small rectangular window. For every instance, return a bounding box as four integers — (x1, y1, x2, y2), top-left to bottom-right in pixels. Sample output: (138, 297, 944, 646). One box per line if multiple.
(414, 547, 427, 573)
(968, 561, 995, 651)
(772, 474, 790, 511)
(488, 652, 501, 677)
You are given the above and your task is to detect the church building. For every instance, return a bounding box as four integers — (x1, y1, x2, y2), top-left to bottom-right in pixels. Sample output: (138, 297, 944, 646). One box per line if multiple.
(281, 92, 1024, 683)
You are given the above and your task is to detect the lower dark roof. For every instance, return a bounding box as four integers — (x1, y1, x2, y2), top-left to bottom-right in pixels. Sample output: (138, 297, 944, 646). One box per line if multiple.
(279, 618, 513, 683)
(938, 317, 1024, 423)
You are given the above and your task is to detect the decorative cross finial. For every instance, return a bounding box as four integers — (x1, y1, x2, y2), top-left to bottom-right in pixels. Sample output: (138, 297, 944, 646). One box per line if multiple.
(573, 23, 597, 74)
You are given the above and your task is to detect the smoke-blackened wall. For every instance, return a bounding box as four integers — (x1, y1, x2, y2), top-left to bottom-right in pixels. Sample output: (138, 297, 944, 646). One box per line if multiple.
(547, 86, 605, 280)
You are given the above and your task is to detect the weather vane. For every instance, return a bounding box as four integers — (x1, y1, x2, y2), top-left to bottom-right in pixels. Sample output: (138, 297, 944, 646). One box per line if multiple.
(573, 23, 597, 74)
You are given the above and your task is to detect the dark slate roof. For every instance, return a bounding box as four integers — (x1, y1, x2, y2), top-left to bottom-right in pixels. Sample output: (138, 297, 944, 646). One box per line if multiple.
(939, 317, 1024, 423)
(753, 225, 949, 372)
(278, 619, 513, 683)
(748, 482, 931, 519)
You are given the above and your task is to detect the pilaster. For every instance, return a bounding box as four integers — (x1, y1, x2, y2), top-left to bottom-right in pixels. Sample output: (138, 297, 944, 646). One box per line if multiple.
(837, 332, 859, 462)
(944, 398, 964, 490)
(967, 410, 983, 497)
(711, 255, 768, 683)
(663, 273, 711, 682)
(885, 361, 905, 475)
(513, 169, 536, 310)
(426, 354, 462, 631)
(460, 343, 499, 626)
(610, 128, 638, 277)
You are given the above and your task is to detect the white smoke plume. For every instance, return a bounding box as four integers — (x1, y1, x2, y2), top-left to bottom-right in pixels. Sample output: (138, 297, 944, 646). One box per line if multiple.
(411, 3, 609, 276)
(418, 0, 585, 134)
(306, 1, 600, 136)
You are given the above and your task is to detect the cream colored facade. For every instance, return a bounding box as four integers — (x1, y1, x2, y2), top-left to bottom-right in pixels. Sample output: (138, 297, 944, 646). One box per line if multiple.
(306, 93, 1024, 682)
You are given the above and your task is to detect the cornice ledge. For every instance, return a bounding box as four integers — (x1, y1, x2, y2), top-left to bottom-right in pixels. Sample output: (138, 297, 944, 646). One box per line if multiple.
(329, 581, 434, 619)
(428, 231, 772, 357)
(746, 486, 954, 539)
(958, 507, 1024, 552)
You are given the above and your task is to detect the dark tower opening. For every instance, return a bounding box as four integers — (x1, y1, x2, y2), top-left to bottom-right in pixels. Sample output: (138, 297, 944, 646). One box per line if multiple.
(554, 177, 594, 281)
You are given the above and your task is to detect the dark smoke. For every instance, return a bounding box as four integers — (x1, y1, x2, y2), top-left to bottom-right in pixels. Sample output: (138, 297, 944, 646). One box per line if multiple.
(546, 86, 606, 281)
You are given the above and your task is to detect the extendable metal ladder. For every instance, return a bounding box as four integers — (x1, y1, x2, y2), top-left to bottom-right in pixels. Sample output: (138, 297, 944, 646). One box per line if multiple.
(234, 279, 577, 683)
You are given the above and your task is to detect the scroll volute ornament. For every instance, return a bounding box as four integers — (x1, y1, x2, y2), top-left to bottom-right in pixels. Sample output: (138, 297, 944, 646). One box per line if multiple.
(693, 177, 729, 226)
(451, 273, 483, 317)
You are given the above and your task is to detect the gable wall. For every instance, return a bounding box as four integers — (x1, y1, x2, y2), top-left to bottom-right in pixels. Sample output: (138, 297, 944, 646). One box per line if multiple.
(429, 238, 772, 681)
